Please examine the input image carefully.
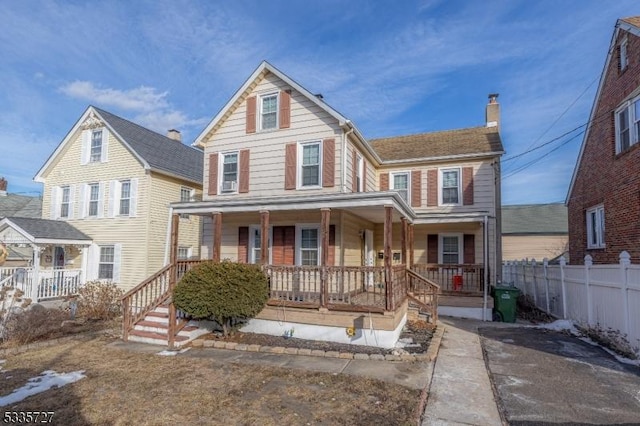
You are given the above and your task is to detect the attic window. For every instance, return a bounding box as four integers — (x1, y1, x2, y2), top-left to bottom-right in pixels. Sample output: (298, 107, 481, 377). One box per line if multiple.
(260, 93, 278, 130)
(90, 130, 103, 162)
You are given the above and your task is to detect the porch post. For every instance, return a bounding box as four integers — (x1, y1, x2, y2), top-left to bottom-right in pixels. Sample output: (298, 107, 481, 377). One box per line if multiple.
(401, 217, 407, 266)
(31, 245, 41, 302)
(408, 223, 415, 269)
(168, 213, 179, 349)
(211, 212, 222, 263)
(384, 205, 393, 311)
(260, 210, 270, 265)
(320, 208, 330, 308)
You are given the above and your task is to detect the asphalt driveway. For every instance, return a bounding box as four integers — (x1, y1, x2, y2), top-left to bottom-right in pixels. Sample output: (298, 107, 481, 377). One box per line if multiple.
(479, 326, 640, 425)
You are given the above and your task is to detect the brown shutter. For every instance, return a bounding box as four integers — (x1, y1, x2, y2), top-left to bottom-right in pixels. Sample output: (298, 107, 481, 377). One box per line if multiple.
(380, 173, 389, 191)
(208, 153, 218, 196)
(239, 149, 250, 193)
(351, 150, 358, 192)
(272, 226, 295, 265)
(328, 225, 336, 266)
(322, 138, 335, 187)
(246, 96, 256, 134)
(411, 170, 422, 207)
(284, 143, 297, 190)
(463, 167, 474, 205)
(427, 234, 438, 263)
(279, 90, 291, 129)
(238, 227, 249, 263)
(427, 169, 438, 206)
(464, 234, 475, 264)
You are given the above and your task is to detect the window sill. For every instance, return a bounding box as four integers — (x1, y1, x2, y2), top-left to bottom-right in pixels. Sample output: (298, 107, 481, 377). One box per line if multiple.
(586, 246, 606, 250)
(615, 141, 640, 158)
(296, 185, 323, 191)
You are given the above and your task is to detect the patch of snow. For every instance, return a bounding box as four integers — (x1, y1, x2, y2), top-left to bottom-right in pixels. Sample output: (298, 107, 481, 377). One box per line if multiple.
(502, 338, 515, 343)
(0, 370, 86, 407)
(156, 348, 190, 356)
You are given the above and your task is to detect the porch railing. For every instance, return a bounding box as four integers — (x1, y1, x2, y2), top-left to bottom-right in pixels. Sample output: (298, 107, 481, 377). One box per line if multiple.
(0, 267, 82, 300)
(407, 269, 439, 323)
(412, 263, 484, 294)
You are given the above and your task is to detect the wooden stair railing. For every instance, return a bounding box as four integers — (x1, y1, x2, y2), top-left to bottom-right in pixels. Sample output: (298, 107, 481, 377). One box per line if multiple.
(407, 269, 440, 324)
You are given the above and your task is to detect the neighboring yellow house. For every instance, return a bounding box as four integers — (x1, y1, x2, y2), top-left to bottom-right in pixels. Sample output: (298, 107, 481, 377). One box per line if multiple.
(502, 203, 568, 262)
(34, 106, 203, 291)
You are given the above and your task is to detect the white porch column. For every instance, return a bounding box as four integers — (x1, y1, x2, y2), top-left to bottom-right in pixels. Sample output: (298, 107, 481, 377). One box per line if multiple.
(31, 245, 41, 302)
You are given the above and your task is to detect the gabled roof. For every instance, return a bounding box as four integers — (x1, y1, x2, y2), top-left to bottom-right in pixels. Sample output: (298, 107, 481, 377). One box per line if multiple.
(502, 203, 568, 235)
(370, 126, 503, 163)
(1, 217, 91, 244)
(566, 16, 640, 203)
(0, 194, 42, 219)
(35, 107, 203, 185)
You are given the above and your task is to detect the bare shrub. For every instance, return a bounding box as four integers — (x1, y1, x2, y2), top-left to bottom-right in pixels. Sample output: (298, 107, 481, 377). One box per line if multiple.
(3, 307, 69, 346)
(76, 281, 124, 321)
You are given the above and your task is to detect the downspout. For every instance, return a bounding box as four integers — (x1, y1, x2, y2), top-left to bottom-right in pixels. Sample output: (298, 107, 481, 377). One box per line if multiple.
(483, 214, 489, 321)
(163, 206, 174, 266)
(341, 123, 355, 193)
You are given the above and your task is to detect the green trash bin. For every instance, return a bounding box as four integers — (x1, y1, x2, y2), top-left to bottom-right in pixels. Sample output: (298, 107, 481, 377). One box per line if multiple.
(492, 286, 520, 323)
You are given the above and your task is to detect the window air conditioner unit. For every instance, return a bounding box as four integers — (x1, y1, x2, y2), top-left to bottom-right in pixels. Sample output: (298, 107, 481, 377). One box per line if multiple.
(222, 181, 237, 192)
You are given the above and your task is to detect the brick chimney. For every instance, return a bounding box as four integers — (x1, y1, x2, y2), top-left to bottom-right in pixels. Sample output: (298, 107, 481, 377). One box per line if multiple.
(0, 177, 7, 196)
(486, 93, 500, 129)
(167, 129, 182, 142)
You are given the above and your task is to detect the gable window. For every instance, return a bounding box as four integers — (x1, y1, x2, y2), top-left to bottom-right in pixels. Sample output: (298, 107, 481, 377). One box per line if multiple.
(299, 227, 320, 266)
(439, 234, 462, 264)
(260, 93, 278, 130)
(119, 180, 130, 216)
(390, 172, 409, 203)
(88, 183, 100, 217)
(620, 38, 628, 71)
(615, 97, 640, 153)
(586, 205, 605, 249)
(90, 129, 103, 163)
(440, 168, 461, 205)
(356, 154, 364, 192)
(98, 245, 115, 280)
(220, 152, 238, 193)
(60, 186, 70, 218)
(299, 142, 321, 187)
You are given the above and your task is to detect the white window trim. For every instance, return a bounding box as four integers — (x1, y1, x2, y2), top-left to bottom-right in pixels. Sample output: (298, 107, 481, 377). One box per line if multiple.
(389, 171, 410, 204)
(248, 225, 273, 264)
(218, 151, 239, 194)
(96, 243, 121, 282)
(86, 182, 102, 218)
(620, 37, 628, 71)
(356, 154, 364, 192)
(295, 224, 321, 266)
(615, 96, 640, 154)
(259, 92, 279, 132)
(586, 205, 605, 249)
(297, 140, 323, 190)
(438, 167, 462, 206)
(438, 233, 463, 264)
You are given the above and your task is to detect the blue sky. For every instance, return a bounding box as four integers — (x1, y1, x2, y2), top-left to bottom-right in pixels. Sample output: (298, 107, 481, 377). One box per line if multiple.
(1, 1, 638, 205)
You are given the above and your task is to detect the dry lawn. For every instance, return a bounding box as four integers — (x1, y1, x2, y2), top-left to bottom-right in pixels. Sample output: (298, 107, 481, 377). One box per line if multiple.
(0, 336, 419, 425)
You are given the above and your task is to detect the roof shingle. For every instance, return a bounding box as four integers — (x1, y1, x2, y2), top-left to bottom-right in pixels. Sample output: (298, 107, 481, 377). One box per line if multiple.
(369, 126, 503, 162)
(6, 217, 91, 241)
(621, 16, 640, 28)
(0, 194, 42, 219)
(502, 204, 568, 235)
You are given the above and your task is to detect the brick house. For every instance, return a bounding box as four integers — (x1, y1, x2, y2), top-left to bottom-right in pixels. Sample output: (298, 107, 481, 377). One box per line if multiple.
(567, 16, 640, 264)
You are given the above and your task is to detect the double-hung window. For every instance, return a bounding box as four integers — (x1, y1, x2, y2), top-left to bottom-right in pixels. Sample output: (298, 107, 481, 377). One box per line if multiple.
(439, 234, 462, 264)
(299, 227, 319, 266)
(260, 93, 278, 130)
(60, 186, 70, 218)
(586, 205, 605, 249)
(390, 172, 409, 203)
(90, 129, 103, 163)
(615, 97, 640, 153)
(98, 245, 115, 280)
(300, 142, 321, 187)
(119, 180, 130, 216)
(88, 183, 100, 217)
(177, 246, 191, 260)
(221, 153, 238, 193)
(440, 168, 461, 205)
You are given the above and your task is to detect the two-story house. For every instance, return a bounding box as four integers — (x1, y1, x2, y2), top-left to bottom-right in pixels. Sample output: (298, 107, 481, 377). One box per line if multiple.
(34, 106, 203, 291)
(567, 17, 640, 264)
(123, 61, 504, 348)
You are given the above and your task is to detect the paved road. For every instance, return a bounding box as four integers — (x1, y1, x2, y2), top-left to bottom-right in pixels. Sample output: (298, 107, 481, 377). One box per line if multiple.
(480, 327, 640, 425)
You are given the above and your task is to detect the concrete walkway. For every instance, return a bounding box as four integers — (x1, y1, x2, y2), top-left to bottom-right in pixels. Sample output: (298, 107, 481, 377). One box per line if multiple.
(422, 317, 510, 426)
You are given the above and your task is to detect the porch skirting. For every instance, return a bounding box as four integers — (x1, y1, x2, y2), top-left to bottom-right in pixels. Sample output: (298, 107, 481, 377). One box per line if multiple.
(240, 301, 409, 349)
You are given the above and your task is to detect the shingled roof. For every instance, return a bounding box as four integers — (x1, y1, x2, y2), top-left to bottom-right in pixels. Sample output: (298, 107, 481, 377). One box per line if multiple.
(93, 107, 203, 184)
(621, 16, 640, 28)
(0, 194, 42, 219)
(3, 217, 91, 242)
(369, 126, 503, 162)
(502, 204, 568, 235)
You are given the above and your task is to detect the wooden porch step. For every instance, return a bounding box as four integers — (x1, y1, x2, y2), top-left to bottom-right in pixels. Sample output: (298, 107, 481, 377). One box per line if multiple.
(146, 311, 169, 319)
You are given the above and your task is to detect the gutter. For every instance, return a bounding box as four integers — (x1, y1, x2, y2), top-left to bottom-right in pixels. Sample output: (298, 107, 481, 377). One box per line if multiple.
(483, 214, 489, 321)
(380, 151, 505, 166)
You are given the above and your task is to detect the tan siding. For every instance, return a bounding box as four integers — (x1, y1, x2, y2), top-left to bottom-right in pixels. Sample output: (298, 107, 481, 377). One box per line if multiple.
(341, 211, 375, 266)
(502, 235, 568, 261)
(202, 72, 344, 198)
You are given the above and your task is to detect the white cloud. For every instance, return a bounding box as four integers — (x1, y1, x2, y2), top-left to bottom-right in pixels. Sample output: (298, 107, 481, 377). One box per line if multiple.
(59, 82, 169, 112)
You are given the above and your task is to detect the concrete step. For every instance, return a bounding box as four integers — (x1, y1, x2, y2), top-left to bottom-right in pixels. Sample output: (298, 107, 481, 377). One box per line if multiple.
(128, 329, 189, 347)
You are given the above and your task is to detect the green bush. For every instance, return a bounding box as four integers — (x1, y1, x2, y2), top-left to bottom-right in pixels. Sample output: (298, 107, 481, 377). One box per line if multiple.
(173, 261, 269, 335)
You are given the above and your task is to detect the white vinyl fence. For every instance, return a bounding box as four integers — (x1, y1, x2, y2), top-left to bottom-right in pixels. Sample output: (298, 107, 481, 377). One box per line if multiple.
(502, 251, 640, 355)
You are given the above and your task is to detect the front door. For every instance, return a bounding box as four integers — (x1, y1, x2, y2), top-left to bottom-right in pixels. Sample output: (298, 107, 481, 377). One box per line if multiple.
(364, 230, 375, 286)
(54, 246, 65, 269)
